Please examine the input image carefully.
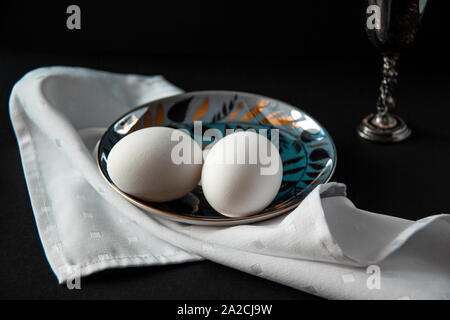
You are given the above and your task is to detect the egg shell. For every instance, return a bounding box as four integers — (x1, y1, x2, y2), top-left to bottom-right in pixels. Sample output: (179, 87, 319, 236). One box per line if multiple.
(201, 131, 283, 217)
(107, 127, 202, 202)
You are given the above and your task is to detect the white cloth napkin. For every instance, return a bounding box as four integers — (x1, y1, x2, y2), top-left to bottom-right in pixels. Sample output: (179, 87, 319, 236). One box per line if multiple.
(9, 66, 450, 299)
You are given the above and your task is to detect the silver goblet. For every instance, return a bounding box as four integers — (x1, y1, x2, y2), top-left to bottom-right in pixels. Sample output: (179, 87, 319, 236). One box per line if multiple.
(357, 0, 428, 142)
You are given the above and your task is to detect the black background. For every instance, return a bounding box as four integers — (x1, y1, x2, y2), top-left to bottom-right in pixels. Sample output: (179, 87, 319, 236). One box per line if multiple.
(1, 1, 450, 60)
(0, 1, 449, 300)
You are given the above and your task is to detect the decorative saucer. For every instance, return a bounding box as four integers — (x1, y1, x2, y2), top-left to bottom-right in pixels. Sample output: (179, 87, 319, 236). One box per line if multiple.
(97, 91, 336, 225)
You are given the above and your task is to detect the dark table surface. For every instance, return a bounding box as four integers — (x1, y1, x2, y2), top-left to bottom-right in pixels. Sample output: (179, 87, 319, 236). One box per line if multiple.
(0, 48, 449, 299)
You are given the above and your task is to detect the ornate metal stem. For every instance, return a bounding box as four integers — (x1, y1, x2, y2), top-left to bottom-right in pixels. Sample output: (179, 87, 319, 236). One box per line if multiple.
(357, 54, 411, 143)
(373, 55, 399, 128)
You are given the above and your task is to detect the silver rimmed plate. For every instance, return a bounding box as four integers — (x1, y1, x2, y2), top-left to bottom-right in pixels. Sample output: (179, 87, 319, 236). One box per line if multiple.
(97, 91, 336, 225)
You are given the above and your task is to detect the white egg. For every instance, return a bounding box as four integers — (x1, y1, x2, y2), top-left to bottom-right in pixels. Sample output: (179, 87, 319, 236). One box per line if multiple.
(201, 131, 283, 217)
(107, 127, 202, 202)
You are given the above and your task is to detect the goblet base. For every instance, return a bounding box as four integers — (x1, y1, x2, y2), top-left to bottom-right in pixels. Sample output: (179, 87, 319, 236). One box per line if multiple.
(357, 113, 411, 143)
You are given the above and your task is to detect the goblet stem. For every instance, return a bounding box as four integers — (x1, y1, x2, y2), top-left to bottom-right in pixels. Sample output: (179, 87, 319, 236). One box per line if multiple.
(373, 54, 399, 129)
(357, 54, 411, 143)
